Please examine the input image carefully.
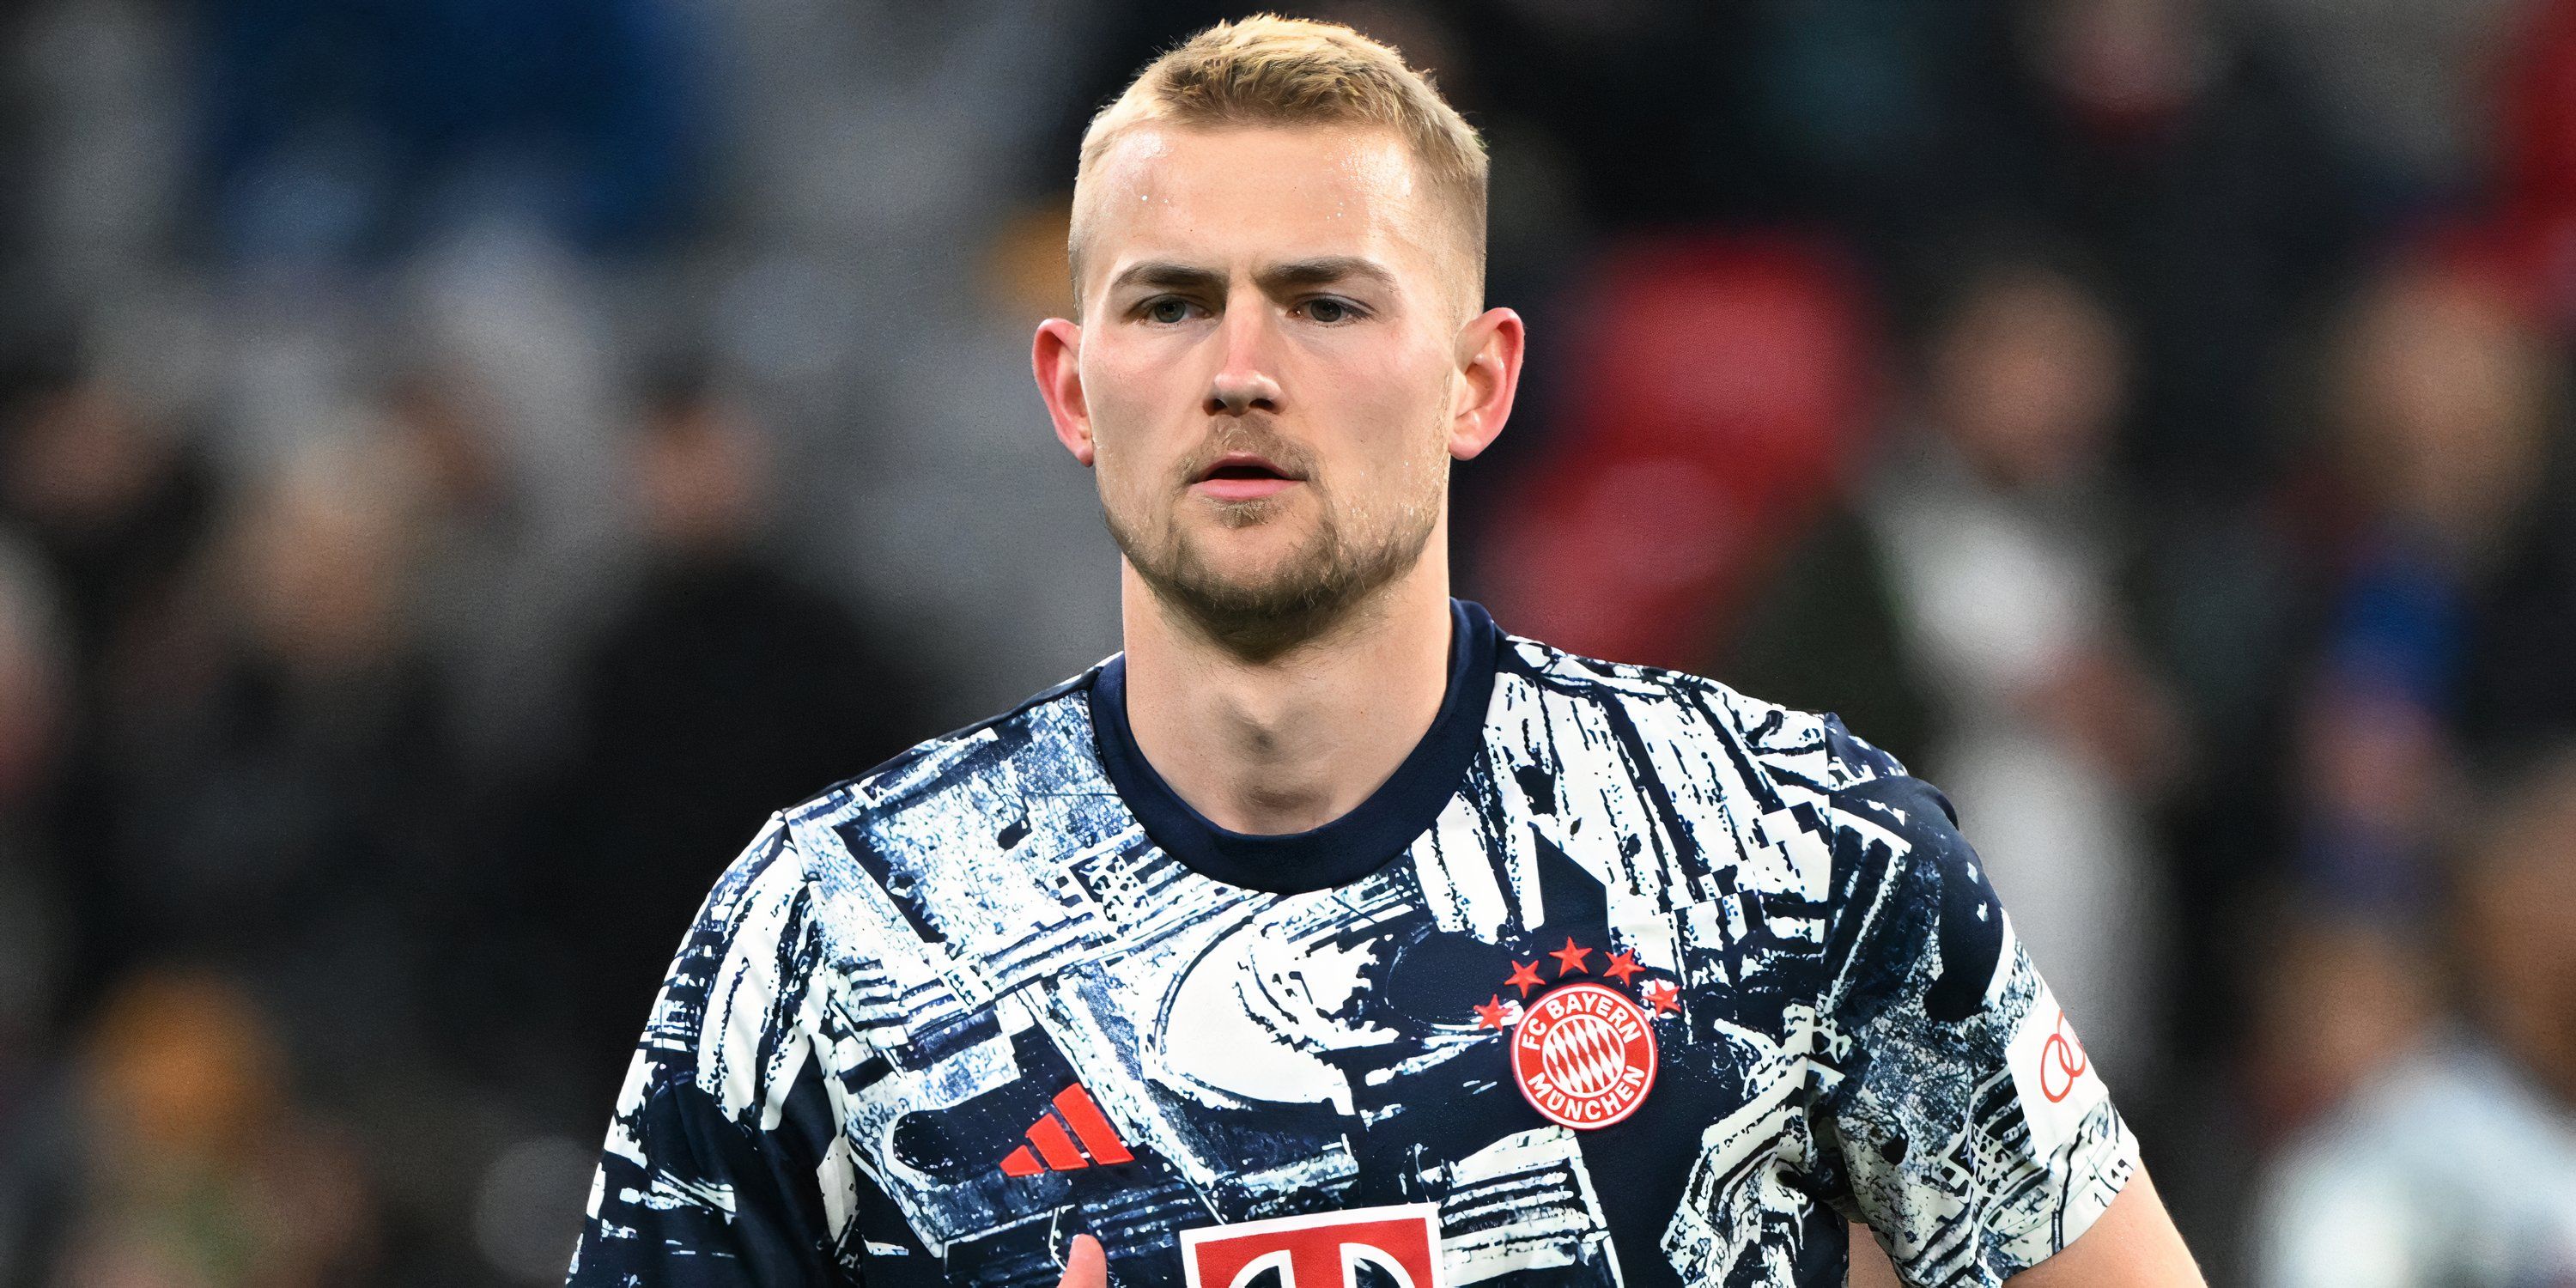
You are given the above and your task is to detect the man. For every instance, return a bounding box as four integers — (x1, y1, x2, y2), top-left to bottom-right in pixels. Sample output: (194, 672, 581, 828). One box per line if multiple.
(2253, 749, 2576, 1287)
(566, 17, 2203, 1287)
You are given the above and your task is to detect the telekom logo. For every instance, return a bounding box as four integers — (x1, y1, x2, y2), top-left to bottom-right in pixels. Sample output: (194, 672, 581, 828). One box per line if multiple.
(1178, 1205, 1447, 1288)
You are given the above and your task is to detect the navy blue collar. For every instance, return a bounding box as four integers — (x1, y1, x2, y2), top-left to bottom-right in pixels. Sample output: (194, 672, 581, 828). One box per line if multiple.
(1087, 600, 1501, 896)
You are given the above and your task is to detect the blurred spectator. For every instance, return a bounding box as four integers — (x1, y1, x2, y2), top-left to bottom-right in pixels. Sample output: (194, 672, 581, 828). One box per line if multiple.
(1932, 0, 2363, 501)
(0, 360, 210, 713)
(2241, 916, 2438, 1141)
(1729, 244, 2183, 1083)
(0, 362, 214, 672)
(519, 370, 925, 1091)
(41, 969, 379, 1287)
(2293, 256, 2561, 913)
(0, 358, 218, 1019)
(382, 353, 624, 780)
(94, 432, 486, 1093)
(2253, 749, 2576, 1288)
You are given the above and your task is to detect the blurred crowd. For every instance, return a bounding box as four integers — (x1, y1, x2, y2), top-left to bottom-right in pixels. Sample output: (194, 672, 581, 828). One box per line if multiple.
(0, 0, 2571, 1284)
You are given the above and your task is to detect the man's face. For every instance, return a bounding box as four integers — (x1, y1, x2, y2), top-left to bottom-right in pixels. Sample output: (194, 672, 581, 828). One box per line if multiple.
(1062, 125, 1469, 651)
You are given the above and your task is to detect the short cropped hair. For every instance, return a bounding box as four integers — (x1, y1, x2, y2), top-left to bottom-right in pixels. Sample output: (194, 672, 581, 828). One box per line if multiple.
(1070, 15, 1489, 312)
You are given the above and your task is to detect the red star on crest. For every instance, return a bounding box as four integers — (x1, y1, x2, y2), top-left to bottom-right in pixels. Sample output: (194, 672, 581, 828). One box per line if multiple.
(1473, 994, 1509, 1030)
(1641, 979, 1680, 1015)
(1548, 936, 1590, 976)
(1504, 960, 1544, 998)
(1601, 950, 1643, 984)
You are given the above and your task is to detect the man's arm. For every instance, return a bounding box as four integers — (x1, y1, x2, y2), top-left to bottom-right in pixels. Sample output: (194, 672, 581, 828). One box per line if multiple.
(1851, 1173, 2202, 1288)
(2002, 1171, 2202, 1286)
(1816, 766, 2183, 1283)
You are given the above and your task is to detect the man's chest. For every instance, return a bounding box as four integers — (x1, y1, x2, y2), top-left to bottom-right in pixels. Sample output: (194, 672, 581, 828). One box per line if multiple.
(816, 836, 1848, 1288)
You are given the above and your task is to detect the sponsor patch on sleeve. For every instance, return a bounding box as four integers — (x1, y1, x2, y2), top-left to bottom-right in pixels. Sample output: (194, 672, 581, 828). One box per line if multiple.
(2002, 981, 2108, 1159)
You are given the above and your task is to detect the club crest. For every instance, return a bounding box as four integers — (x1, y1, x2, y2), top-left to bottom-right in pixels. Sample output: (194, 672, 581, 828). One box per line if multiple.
(1506, 981, 1657, 1130)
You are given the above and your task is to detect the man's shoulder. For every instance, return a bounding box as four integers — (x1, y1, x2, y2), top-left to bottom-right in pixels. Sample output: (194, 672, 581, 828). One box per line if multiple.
(776, 666, 1110, 835)
(1494, 630, 1908, 799)
(1493, 631, 1970, 1025)
(742, 666, 1132, 971)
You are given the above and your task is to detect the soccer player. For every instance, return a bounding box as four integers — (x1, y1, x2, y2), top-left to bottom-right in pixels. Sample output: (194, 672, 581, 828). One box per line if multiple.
(565, 17, 2204, 1288)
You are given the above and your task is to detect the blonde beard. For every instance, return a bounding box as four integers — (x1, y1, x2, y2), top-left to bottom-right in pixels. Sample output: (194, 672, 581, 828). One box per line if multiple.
(1104, 450, 1444, 661)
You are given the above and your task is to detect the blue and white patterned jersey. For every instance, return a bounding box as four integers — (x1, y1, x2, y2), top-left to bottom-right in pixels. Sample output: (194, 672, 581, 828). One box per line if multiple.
(567, 602, 2136, 1288)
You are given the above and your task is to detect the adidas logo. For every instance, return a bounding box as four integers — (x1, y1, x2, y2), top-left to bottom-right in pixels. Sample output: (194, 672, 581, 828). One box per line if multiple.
(999, 1084, 1133, 1176)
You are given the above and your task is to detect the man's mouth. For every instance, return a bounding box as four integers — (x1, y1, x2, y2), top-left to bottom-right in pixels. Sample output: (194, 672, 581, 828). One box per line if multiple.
(1192, 452, 1304, 502)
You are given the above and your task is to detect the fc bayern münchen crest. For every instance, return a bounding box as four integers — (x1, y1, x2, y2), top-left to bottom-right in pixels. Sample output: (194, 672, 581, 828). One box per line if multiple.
(1507, 981, 1657, 1129)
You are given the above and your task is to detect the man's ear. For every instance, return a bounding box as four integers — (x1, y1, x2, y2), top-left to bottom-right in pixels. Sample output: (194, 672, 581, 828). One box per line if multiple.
(1033, 317, 1093, 465)
(1448, 307, 1525, 461)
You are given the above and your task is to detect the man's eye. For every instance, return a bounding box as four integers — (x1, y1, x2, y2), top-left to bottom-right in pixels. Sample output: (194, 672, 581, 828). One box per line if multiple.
(1146, 299, 1196, 324)
(1303, 298, 1356, 324)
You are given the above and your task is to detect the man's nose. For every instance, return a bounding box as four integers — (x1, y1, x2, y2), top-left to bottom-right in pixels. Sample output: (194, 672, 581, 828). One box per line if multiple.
(1206, 303, 1284, 416)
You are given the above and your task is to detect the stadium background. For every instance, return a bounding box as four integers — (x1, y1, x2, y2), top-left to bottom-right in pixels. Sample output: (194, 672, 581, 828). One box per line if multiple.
(1, 0, 2573, 1282)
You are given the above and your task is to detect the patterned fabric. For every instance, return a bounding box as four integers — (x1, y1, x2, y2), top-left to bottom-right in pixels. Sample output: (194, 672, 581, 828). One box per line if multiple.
(567, 612, 2135, 1288)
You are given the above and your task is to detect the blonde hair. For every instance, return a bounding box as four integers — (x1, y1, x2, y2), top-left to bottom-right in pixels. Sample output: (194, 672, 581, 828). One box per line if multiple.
(1070, 15, 1488, 310)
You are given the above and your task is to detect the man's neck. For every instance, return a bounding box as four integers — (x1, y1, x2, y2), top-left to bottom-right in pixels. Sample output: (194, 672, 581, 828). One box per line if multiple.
(1118, 551, 1455, 836)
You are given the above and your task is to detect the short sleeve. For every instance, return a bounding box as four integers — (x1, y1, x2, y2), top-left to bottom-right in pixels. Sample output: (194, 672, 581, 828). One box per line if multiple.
(1811, 773, 2139, 1286)
(566, 817, 863, 1286)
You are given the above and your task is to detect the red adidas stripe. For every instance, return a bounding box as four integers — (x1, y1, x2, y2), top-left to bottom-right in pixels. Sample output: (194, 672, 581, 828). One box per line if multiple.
(1052, 1084, 1134, 1163)
(995, 1083, 1135, 1175)
(1024, 1112, 1085, 1170)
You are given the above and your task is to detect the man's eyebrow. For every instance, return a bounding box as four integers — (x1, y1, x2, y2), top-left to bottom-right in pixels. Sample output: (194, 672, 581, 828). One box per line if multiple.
(1255, 257, 1396, 292)
(1107, 261, 1225, 295)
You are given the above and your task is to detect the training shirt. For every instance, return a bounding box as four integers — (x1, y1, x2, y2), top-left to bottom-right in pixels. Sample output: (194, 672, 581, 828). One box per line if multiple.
(566, 601, 2136, 1288)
